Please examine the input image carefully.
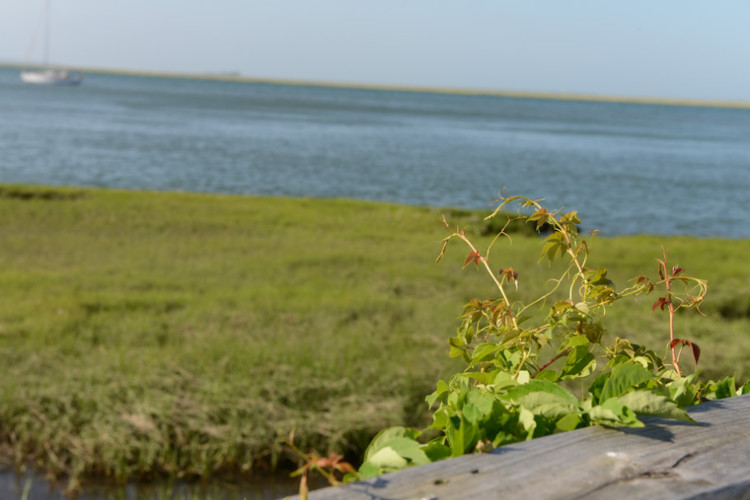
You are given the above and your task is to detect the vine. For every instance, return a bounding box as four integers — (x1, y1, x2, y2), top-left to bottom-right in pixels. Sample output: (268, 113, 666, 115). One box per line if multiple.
(293, 195, 747, 488)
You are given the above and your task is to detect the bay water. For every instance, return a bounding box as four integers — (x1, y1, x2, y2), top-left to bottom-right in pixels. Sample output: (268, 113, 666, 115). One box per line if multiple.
(1, 66, 748, 238)
(0, 468, 311, 500)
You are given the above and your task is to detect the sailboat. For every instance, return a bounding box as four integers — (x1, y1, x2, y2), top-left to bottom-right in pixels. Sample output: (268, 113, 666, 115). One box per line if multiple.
(20, 0, 83, 85)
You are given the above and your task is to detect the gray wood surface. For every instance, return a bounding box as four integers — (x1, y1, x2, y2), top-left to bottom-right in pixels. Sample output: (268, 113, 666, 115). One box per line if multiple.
(292, 394, 750, 500)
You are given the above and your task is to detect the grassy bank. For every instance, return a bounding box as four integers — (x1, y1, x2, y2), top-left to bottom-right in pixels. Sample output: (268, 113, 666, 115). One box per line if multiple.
(0, 184, 748, 490)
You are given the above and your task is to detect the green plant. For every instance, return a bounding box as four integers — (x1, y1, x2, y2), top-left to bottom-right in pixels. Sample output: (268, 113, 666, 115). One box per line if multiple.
(355, 195, 749, 478)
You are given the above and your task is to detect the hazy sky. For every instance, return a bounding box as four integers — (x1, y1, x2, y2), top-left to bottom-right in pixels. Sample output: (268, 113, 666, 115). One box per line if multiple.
(1, 1, 748, 102)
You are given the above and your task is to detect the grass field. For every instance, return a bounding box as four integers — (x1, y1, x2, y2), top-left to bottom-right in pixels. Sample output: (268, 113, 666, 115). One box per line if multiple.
(0, 184, 748, 491)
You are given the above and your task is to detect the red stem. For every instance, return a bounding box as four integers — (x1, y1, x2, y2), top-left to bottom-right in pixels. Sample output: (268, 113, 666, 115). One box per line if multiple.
(535, 347, 571, 378)
(663, 261, 682, 378)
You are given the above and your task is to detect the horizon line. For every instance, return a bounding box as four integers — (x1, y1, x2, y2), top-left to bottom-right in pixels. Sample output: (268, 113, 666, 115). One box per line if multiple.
(3, 61, 749, 110)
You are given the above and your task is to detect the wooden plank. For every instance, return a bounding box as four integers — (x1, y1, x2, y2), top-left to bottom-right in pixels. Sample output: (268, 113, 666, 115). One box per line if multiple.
(297, 394, 750, 500)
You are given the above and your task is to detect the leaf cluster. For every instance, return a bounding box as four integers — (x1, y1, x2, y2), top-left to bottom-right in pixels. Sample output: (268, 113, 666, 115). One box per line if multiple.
(355, 196, 748, 479)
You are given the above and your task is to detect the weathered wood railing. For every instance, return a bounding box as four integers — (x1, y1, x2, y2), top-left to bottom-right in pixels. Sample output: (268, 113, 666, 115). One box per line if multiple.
(292, 394, 750, 500)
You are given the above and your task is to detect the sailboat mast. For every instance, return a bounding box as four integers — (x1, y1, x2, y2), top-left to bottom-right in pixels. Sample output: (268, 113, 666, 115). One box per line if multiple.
(20, 0, 82, 84)
(43, 0, 50, 66)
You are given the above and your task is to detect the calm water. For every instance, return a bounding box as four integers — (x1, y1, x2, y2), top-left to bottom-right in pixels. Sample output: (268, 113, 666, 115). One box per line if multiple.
(0, 67, 748, 237)
(0, 468, 308, 500)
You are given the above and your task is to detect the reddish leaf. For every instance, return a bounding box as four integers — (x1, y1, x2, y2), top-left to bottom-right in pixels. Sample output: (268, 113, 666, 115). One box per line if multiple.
(669, 338, 684, 349)
(656, 259, 666, 280)
(672, 266, 684, 276)
(313, 452, 356, 475)
(636, 275, 655, 293)
(336, 461, 356, 474)
(499, 267, 519, 286)
(464, 251, 482, 268)
(652, 297, 667, 312)
(689, 341, 701, 364)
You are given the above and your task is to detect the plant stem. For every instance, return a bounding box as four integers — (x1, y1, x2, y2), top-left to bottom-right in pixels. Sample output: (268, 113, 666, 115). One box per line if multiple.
(534, 348, 571, 378)
(453, 231, 518, 329)
(660, 257, 682, 378)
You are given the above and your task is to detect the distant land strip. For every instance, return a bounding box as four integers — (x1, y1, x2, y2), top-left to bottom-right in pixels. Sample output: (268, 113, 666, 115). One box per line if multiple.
(3, 61, 750, 110)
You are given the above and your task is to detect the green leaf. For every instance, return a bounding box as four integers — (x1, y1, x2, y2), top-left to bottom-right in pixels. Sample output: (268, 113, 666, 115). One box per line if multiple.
(493, 370, 518, 391)
(518, 406, 537, 439)
(600, 362, 655, 401)
(505, 380, 579, 420)
(466, 388, 496, 420)
(449, 345, 467, 360)
(507, 380, 578, 403)
(587, 372, 608, 404)
(470, 342, 499, 367)
(462, 371, 495, 385)
(555, 413, 582, 432)
(365, 437, 430, 470)
(541, 233, 567, 262)
(551, 301, 574, 317)
(590, 398, 644, 428)
(618, 390, 695, 423)
(517, 370, 531, 385)
(449, 335, 466, 348)
(429, 407, 449, 430)
(422, 440, 451, 462)
(426, 380, 450, 407)
(446, 414, 477, 456)
(534, 369, 559, 382)
(515, 392, 578, 420)
(560, 211, 581, 227)
(436, 379, 450, 395)
(709, 376, 737, 400)
(528, 208, 551, 231)
(462, 402, 483, 425)
(581, 321, 605, 344)
(559, 346, 596, 381)
(564, 335, 590, 349)
(366, 446, 408, 470)
(586, 268, 614, 287)
(363, 427, 421, 463)
(667, 372, 700, 407)
(357, 461, 382, 479)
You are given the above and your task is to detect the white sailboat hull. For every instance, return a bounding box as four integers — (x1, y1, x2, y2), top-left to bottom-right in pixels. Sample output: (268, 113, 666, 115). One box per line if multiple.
(20, 69, 83, 85)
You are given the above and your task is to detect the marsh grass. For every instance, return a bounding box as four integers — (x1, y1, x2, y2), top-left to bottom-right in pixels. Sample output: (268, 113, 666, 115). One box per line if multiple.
(0, 184, 748, 491)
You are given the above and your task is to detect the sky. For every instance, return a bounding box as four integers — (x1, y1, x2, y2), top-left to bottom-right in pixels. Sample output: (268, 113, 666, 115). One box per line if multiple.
(1, 0, 748, 102)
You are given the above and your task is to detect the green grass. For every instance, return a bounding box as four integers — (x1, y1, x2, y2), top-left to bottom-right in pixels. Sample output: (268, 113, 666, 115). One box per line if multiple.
(0, 184, 748, 492)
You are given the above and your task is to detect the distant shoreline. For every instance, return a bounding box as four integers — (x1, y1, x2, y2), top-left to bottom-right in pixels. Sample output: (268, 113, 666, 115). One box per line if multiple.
(3, 61, 749, 110)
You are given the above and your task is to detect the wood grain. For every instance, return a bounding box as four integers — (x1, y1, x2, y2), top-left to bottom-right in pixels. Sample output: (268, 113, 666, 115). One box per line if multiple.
(296, 394, 750, 500)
